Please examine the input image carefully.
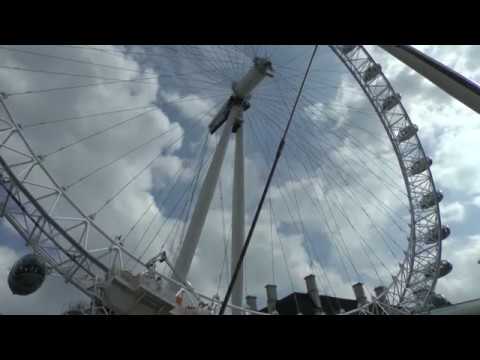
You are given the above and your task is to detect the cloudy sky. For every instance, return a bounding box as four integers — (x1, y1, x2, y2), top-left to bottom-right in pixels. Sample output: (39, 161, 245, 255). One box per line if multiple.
(0, 45, 479, 314)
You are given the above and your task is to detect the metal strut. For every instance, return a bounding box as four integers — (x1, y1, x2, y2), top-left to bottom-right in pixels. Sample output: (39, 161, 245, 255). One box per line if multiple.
(379, 45, 480, 115)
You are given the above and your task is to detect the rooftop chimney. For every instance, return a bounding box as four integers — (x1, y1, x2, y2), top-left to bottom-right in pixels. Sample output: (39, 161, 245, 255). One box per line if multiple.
(246, 295, 257, 312)
(304, 274, 323, 314)
(265, 284, 277, 314)
(352, 282, 367, 306)
(374, 285, 388, 303)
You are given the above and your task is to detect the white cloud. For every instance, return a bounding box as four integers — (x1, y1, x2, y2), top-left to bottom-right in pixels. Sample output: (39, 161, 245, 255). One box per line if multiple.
(159, 90, 219, 127)
(436, 234, 480, 302)
(440, 202, 466, 224)
(472, 196, 480, 208)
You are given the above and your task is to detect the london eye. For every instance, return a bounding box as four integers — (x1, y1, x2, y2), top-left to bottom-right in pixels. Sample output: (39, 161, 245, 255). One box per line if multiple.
(0, 45, 453, 314)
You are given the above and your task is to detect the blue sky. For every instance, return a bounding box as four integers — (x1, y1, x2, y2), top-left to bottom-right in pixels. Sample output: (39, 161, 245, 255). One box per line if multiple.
(0, 45, 479, 314)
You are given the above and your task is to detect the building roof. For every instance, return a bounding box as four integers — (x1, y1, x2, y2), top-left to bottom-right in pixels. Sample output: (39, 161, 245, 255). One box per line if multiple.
(259, 292, 358, 315)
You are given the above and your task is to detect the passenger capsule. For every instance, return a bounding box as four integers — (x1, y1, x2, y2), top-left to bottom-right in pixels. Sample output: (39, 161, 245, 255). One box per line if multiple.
(396, 124, 418, 143)
(381, 94, 401, 112)
(425, 225, 450, 244)
(424, 260, 453, 279)
(7, 254, 46, 296)
(362, 64, 382, 83)
(419, 191, 443, 209)
(340, 45, 356, 55)
(409, 157, 432, 175)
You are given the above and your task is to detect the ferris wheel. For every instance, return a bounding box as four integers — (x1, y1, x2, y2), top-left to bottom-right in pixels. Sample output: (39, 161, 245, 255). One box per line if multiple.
(0, 45, 452, 315)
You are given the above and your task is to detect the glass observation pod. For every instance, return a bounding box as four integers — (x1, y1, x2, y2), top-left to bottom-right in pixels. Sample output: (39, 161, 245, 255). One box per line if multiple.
(362, 64, 382, 83)
(425, 225, 451, 244)
(8, 254, 46, 296)
(409, 157, 433, 176)
(419, 191, 444, 209)
(396, 124, 419, 143)
(424, 260, 453, 279)
(381, 94, 401, 112)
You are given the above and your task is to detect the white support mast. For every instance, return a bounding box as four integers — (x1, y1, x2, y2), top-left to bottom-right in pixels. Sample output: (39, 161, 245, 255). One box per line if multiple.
(171, 105, 240, 287)
(231, 114, 245, 314)
(169, 57, 273, 307)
